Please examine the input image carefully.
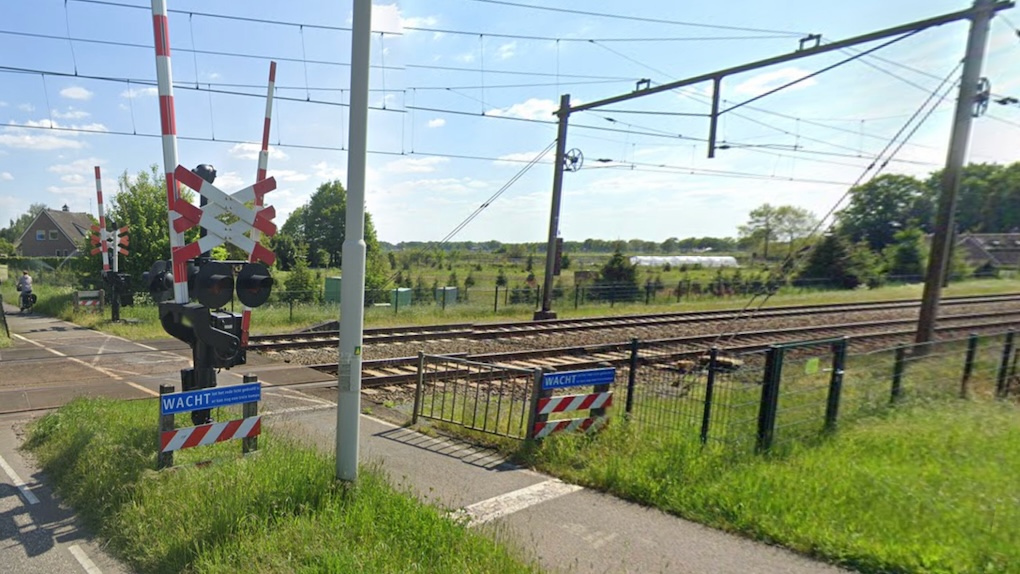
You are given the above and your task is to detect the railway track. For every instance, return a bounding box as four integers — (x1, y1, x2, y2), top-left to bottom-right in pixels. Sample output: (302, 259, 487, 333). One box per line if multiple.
(277, 308, 1020, 391)
(247, 294, 1020, 352)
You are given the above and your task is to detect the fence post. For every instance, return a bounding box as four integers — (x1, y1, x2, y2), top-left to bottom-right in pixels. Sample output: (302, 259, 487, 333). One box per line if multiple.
(891, 346, 906, 403)
(289, 299, 294, 321)
(525, 369, 546, 441)
(756, 345, 784, 453)
(574, 285, 580, 309)
(242, 374, 259, 454)
(961, 333, 979, 399)
(700, 347, 719, 444)
(157, 384, 175, 470)
(996, 330, 1015, 399)
(536, 285, 542, 308)
(493, 286, 499, 313)
(824, 338, 848, 432)
(645, 284, 651, 305)
(625, 338, 639, 415)
(412, 352, 425, 425)
(676, 280, 682, 303)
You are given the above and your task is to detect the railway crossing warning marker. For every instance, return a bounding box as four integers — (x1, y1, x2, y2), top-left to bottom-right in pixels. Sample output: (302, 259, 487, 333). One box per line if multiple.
(169, 165, 278, 267)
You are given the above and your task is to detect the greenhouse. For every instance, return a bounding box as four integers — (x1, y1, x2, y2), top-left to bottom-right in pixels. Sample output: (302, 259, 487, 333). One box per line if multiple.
(629, 256, 739, 268)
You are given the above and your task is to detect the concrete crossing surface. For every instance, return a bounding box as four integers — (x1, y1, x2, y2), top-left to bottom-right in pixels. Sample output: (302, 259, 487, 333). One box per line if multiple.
(0, 308, 853, 573)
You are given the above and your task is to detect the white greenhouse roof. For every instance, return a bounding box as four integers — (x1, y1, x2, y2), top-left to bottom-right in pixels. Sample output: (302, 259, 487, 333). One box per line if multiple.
(629, 256, 738, 267)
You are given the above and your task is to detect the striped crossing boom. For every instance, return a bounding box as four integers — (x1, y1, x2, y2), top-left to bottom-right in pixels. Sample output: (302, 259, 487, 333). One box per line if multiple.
(537, 392, 613, 415)
(241, 60, 278, 348)
(92, 166, 110, 272)
(160, 416, 262, 453)
(533, 417, 607, 439)
(151, 0, 188, 303)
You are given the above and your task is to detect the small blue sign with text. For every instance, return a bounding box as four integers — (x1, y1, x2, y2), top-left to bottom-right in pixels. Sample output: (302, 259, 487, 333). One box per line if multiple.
(542, 368, 616, 390)
(160, 383, 261, 415)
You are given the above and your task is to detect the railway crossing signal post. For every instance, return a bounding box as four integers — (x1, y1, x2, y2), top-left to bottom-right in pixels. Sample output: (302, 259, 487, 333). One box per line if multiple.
(145, 166, 277, 425)
(534, 0, 1012, 321)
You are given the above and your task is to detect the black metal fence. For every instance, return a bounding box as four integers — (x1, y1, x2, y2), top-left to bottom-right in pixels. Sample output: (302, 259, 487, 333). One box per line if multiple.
(411, 353, 540, 440)
(618, 330, 1020, 454)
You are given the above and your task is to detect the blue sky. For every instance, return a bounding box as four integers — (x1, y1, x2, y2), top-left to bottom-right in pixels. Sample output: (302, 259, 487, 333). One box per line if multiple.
(1, 0, 1019, 245)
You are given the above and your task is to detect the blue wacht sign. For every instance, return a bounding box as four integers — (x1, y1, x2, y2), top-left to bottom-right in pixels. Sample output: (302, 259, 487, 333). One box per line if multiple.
(542, 367, 616, 390)
(160, 383, 261, 415)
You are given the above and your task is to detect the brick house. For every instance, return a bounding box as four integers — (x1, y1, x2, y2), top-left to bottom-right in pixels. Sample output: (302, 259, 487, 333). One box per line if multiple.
(955, 232, 1020, 271)
(15, 205, 94, 257)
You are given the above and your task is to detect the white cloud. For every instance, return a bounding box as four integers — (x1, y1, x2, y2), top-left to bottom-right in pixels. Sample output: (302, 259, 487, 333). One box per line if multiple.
(49, 158, 103, 174)
(228, 143, 288, 161)
(0, 129, 83, 151)
(60, 86, 94, 100)
(487, 98, 559, 120)
(371, 3, 437, 34)
(207, 72, 221, 80)
(733, 67, 817, 97)
(0, 172, 12, 181)
(53, 108, 91, 120)
(313, 161, 344, 180)
(0, 101, 7, 107)
(213, 171, 245, 191)
(120, 87, 158, 98)
(45, 184, 92, 200)
(494, 150, 553, 166)
(61, 174, 85, 184)
(496, 41, 516, 60)
(20, 119, 107, 133)
(454, 52, 476, 63)
(427, 118, 446, 128)
(268, 169, 310, 182)
(18, 103, 35, 113)
(384, 156, 449, 173)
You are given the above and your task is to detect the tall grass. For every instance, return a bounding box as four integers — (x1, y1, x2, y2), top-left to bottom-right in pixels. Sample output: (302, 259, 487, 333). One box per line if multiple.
(25, 398, 538, 574)
(527, 398, 1020, 573)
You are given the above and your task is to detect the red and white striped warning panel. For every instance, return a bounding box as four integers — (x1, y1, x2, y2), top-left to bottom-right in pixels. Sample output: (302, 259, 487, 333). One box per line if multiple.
(77, 300, 101, 307)
(533, 417, 607, 439)
(160, 416, 261, 453)
(537, 392, 612, 415)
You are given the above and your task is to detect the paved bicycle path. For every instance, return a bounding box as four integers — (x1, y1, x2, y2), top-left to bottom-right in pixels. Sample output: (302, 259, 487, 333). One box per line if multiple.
(1, 310, 853, 573)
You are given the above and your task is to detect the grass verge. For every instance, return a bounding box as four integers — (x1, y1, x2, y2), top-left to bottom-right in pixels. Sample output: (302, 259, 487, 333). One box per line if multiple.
(24, 398, 538, 574)
(524, 398, 1020, 574)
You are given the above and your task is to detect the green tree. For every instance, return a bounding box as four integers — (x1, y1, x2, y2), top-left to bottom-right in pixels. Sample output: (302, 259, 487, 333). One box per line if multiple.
(796, 235, 883, 289)
(303, 181, 347, 267)
(773, 205, 818, 257)
(837, 174, 931, 251)
(661, 237, 679, 253)
(0, 203, 48, 244)
(265, 233, 304, 272)
(283, 257, 316, 302)
(280, 205, 307, 241)
(594, 248, 640, 301)
(106, 165, 196, 284)
(738, 204, 780, 259)
(884, 227, 927, 281)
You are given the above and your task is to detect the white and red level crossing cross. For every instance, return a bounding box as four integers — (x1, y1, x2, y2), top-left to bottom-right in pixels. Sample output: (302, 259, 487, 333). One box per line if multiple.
(170, 165, 277, 267)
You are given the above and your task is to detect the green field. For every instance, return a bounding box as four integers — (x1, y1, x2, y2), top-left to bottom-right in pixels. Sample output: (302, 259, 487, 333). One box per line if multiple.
(524, 396, 1020, 574)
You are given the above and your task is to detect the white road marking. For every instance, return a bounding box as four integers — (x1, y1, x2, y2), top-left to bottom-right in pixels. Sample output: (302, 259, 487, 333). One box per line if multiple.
(12, 334, 158, 397)
(262, 404, 336, 416)
(89, 337, 111, 366)
(68, 545, 103, 574)
(264, 388, 333, 405)
(0, 453, 39, 505)
(455, 479, 582, 526)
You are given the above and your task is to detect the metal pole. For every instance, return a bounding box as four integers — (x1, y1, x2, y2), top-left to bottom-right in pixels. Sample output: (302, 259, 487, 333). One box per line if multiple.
(336, 0, 372, 482)
(535, 93, 571, 320)
(150, 0, 188, 303)
(916, 0, 996, 347)
(707, 77, 722, 158)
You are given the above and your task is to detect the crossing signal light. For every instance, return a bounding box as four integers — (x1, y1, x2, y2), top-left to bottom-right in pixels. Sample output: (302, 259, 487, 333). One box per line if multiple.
(236, 262, 273, 308)
(143, 260, 174, 303)
(195, 261, 234, 309)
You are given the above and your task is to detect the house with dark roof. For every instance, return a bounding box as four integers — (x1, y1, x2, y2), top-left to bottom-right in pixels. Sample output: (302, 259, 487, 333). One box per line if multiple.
(15, 205, 94, 257)
(955, 232, 1020, 271)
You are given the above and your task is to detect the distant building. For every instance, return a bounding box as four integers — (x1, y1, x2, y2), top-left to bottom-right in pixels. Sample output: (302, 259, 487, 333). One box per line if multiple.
(629, 255, 739, 268)
(14, 205, 94, 257)
(955, 232, 1020, 271)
